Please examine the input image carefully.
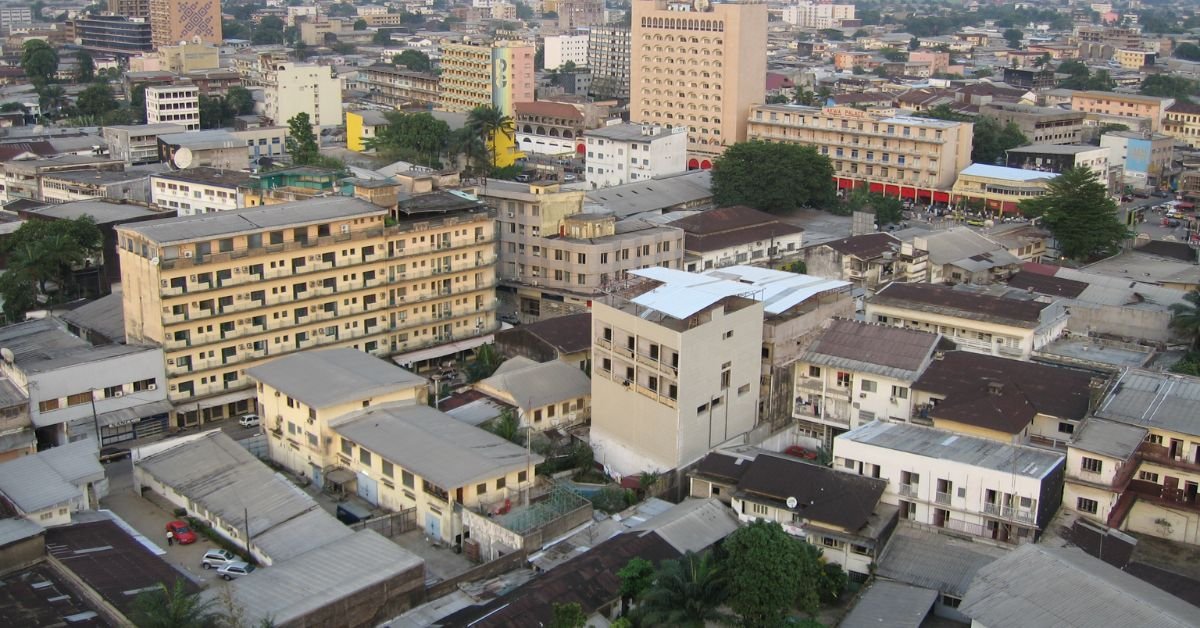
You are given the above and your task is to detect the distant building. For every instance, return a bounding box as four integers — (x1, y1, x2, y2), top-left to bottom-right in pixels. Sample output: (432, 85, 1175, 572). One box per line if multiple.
(544, 33, 589, 69)
(68, 15, 153, 55)
(583, 122, 688, 188)
(951, 164, 1058, 214)
(149, 0, 221, 47)
(557, 0, 604, 30)
(1071, 91, 1172, 132)
(149, 167, 254, 215)
(1162, 101, 1200, 149)
(781, 2, 854, 28)
(1100, 130, 1174, 190)
(438, 41, 535, 115)
(144, 84, 200, 130)
(356, 64, 439, 109)
(262, 61, 342, 128)
(0, 441, 106, 526)
(587, 25, 631, 99)
(102, 123, 188, 165)
(345, 110, 386, 153)
(1001, 67, 1057, 90)
(158, 40, 220, 73)
(670, 205, 804, 271)
(1005, 143, 1121, 194)
(804, 233, 930, 291)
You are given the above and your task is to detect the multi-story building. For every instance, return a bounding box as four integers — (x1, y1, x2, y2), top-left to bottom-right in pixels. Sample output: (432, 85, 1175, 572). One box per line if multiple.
(1114, 48, 1156, 69)
(781, 2, 855, 28)
(116, 195, 499, 426)
(590, 267, 764, 476)
(474, 356, 591, 430)
(544, 34, 589, 69)
(672, 205, 805, 271)
(587, 25, 631, 99)
(438, 41, 536, 115)
(804, 233, 930, 291)
(951, 164, 1058, 214)
(558, 0, 604, 29)
(792, 319, 943, 446)
(1073, 26, 1142, 59)
(357, 64, 440, 109)
(866, 282, 1069, 360)
(183, 68, 242, 97)
(69, 15, 154, 55)
(38, 170, 153, 205)
(630, 0, 767, 165)
(979, 103, 1086, 145)
(0, 6, 32, 32)
(834, 421, 1066, 546)
(149, 0, 222, 48)
(514, 101, 590, 156)
(145, 84, 200, 130)
(1005, 144, 1122, 194)
(1100, 130, 1175, 190)
(1071, 91, 1173, 132)
(1163, 101, 1200, 148)
(107, 0, 150, 18)
(262, 61, 343, 128)
(150, 168, 254, 215)
(103, 123, 188, 165)
(747, 105, 973, 202)
(584, 122, 688, 188)
(159, 41, 220, 74)
(2, 156, 127, 203)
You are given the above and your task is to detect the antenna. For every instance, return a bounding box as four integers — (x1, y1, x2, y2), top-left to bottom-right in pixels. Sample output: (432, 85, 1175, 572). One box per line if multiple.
(786, 496, 798, 509)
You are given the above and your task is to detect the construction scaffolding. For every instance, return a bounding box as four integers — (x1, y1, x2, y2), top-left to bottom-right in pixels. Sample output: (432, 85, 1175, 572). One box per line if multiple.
(493, 481, 592, 536)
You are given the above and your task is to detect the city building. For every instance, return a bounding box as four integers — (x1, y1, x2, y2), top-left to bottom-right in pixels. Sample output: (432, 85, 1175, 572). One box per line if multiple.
(671, 205, 804, 271)
(978, 103, 1086, 146)
(804, 233, 930, 291)
(514, 101, 589, 156)
(587, 25, 631, 99)
(583, 122, 688, 188)
(261, 61, 342, 128)
(1000, 67, 1058, 91)
(107, 0, 150, 18)
(1114, 48, 1156, 69)
(345, 110, 387, 153)
(144, 84, 200, 130)
(356, 64, 439, 109)
(102, 123, 188, 165)
(494, 312, 592, 368)
(182, 68, 241, 96)
(0, 6, 32, 32)
(157, 130, 245, 170)
(911, 228, 1024, 285)
(438, 41, 536, 115)
(1004, 144, 1121, 193)
(474, 356, 591, 430)
(748, 106, 973, 202)
(544, 33, 589, 69)
(866, 282, 1069, 360)
(1070, 91, 1173, 132)
(115, 195, 498, 426)
(792, 319, 944, 445)
(630, 0, 767, 164)
(34, 168, 150, 206)
(834, 421, 1066, 546)
(68, 15, 153, 55)
(951, 164, 1058, 214)
(558, 0, 604, 29)
(150, 168, 254, 215)
(1100, 130, 1174, 190)
(2, 156, 127, 206)
(591, 267, 765, 476)
(154, 40, 220, 73)
(1163, 101, 1200, 148)
(149, 0, 222, 48)
(781, 2, 855, 28)
(0, 441, 105, 526)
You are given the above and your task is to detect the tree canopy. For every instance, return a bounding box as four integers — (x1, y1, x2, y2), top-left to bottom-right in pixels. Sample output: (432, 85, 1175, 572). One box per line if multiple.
(843, 186, 904, 226)
(21, 39, 58, 86)
(362, 111, 452, 167)
(285, 112, 320, 165)
(970, 116, 1029, 164)
(1141, 74, 1199, 101)
(393, 49, 432, 73)
(226, 86, 255, 115)
(1057, 61, 1116, 91)
(1003, 28, 1023, 48)
(1170, 289, 1200, 351)
(1175, 42, 1200, 62)
(1019, 167, 1129, 261)
(724, 520, 817, 626)
(712, 141, 836, 214)
(75, 83, 117, 117)
(633, 551, 732, 627)
(75, 51, 95, 83)
(0, 217, 102, 322)
(467, 105, 515, 170)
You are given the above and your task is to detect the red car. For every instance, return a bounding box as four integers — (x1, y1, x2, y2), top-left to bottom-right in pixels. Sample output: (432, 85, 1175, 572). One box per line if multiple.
(165, 520, 198, 545)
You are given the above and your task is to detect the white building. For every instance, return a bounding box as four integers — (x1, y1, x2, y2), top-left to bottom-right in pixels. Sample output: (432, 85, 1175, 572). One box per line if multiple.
(544, 34, 590, 70)
(834, 421, 1066, 546)
(584, 123, 688, 188)
(101, 123, 187, 165)
(782, 2, 855, 28)
(671, 206, 806, 272)
(0, 6, 32, 32)
(0, 441, 106, 526)
(145, 84, 200, 131)
(263, 61, 343, 128)
(285, 5, 317, 25)
(150, 167, 255, 215)
(591, 267, 764, 476)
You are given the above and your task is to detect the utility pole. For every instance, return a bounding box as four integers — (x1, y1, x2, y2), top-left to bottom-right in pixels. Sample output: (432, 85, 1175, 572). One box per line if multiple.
(89, 389, 101, 448)
(244, 507, 252, 558)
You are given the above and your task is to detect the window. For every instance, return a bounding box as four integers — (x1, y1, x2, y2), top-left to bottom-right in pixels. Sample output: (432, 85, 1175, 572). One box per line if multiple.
(808, 365, 821, 378)
(359, 448, 372, 466)
(891, 386, 908, 399)
(723, 330, 734, 339)
(941, 595, 962, 609)
(133, 378, 156, 392)
(306, 432, 318, 448)
(496, 476, 506, 489)
(382, 461, 394, 478)
(836, 372, 852, 387)
(1146, 434, 1164, 445)
(341, 438, 353, 456)
(477, 483, 487, 495)
(720, 369, 731, 389)
(1138, 471, 1160, 482)
(860, 380, 877, 393)
(67, 392, 93, 407)
(750, 502, 769, 516)
(518, 470, 527, 483)
(1080, 457, 1103, 474)
(38, 399, 60, 412)
(1058, 422, 1075, 434)
(1076, 497, 1098, 514)
(851, 544, 871, 556)
(822, 537, 844, 549)
(402, 470, 414, 489)
(737, 383, 750, 396)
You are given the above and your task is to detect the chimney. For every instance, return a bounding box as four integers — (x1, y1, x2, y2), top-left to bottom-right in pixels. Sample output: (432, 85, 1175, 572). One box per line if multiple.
(987, 381, 1004, 396)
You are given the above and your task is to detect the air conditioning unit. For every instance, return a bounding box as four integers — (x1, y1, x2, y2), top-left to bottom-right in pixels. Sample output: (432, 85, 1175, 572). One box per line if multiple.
(183, 251, 194, 258)
(859, 392, 867, 398)
(147, 383, 158, 391)
(890, 397, 898, 404)
(340, 224, 350, 234)
(167, 358, 174, 365)
(852, 402, 860, 409)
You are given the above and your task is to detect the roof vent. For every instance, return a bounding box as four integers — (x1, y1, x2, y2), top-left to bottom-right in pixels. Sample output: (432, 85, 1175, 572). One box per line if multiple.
(987, 381, 1004, 396)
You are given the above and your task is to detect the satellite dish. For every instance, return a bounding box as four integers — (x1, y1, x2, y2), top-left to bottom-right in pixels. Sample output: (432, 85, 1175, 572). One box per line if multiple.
(786, 496, 798, 509)
(150, 256, 160, 266)
(174, 147, 194, 170)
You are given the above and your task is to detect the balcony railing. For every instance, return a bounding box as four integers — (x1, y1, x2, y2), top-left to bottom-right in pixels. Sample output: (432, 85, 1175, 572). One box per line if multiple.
(934, 491, 951, 505)
(899, 483, 918, 498)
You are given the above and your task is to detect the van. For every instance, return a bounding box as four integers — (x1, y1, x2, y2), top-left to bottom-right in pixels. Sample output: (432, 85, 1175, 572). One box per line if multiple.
(336, 501, 373, 525)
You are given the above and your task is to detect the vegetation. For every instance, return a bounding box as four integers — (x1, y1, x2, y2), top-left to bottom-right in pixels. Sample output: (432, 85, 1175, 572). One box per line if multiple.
(353, 18, 367, 30)
(285, 112, 320, 166)
(131, 581, 216, 628)
(549, 602, 587, 628)
(487, 409, 523, 445)
(467, 105, 516, 169)
(633, 551, 733, 627)
(75, 51, 95, 83)
(1019, 167, 1129, 261)
(915, 105, 1028, 164)
(724, 520, 817, 625)
(0, 217, 102, 322)
(1057, 60, 1116, 91)
(1175, 43, 1200, 62)
(393, 49, 432, 73)
(75, 83, 118, 118)
(842, 186, 904, 226)
(362, 111, 452, 167)
(21, 39, 58, 87)
(712, 141, 836, 213)
(617, 557, 655, 615)
(1169, 289, 1200, 352)
(1003, 28, 1023, 48)
(1140, 74, 1199, 102)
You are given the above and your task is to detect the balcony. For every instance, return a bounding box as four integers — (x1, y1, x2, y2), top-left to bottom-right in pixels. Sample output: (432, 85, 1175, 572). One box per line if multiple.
(934, 491, 951, 505)
(899, 483, 918, 498)
(793, 400, 850, 427)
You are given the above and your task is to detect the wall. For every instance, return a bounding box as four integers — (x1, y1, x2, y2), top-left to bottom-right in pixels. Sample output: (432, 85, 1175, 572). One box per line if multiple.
(1065, 302, 1176, 343)
(1125, 499, 1200, 545)
(0, 531, 44, 573)
(278, 561, 425, 628)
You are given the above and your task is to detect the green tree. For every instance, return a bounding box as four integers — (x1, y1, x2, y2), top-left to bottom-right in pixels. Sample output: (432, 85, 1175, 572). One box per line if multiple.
(285, 112, 320, 165)
(515, 1, 534, 20)
(393, 49, 432, 72)
(818, 28, 843, 41)
(617, 557, 655, 615)
(843, 186, 904, 226)
(75, 51, 95, 83)
(75, 83, 117, 117)
(634, 552, 732, 627)
(467, 105, 515, 169)
(131, 581, 216, 628)
(1019, 167, 1129, 261)
(0, 217, 102, 321)
(449, 126, 486, 174)
(36, 84, 66, 116)
(353, 18, 368, 30)
(712, 142, 836, 214)
(1169, 289, 1200, 351)
(226, 86, 255, 115)
(487, 408, 523, 445)
(363, 111, 452, 166)
(198, 95, 233, 129)
(765, 94, 789, 104)
(1141, 74, 1199, 101)
(1176, 42, 1200, 61)
(1003, 28, 1023, 48)
(1085, 69, 1116, 91)
(549, 602, 586, 628)
(974, 67, 994, 78)
(1033, 52, 1052, 68)
(908, 35, 920, 51)
(130, 83, 149, 122)
(880, 47, 907, 62)
(21, 39, 58, 86)
(971, 117, 1029, 164)
(373, 30, 392, 45)
(724, 520, 810, 626)
(467, 342, 502, 381)
(327, 2, 356, 16)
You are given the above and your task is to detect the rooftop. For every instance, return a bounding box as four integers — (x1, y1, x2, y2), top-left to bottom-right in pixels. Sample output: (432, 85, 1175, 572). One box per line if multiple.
(1007, 270, 1088, 298)
(498, 311, 591, 354)
(838, 421, 1064, 479)
(30, 199, 161, 223)
(479, 356, 590, 412)
(1070, 417, 1147, 460)
(838, 581, 938, 628)
(0, 561, 104, 627)
(0, 318, 154, 375)
(802, 318, 943, 381)
(1096, 369, 1200, 438)
(1080, 249, 1200, 288)
(246, 348, 426, 410)
(584, 122, 682, 142)
(1006, 143, 1107, 156)
(698, 265, 851, 316)
(514, 100, 583, 121)
(622, 266, 763, 320)
(821, 232, 904, 259)
(876, 525, 1007, 597)
(59, 293, 127, 343)
(118, 196, 386, 244)
(737, 453, 887, 532)
(669, 205, 803, 253)
(150, 166, 256, 188)
(0, 441, 102, 514)
(1074, 90, 1170, 104)
(584, 169, 713, 218)
(158, 129, 242, 150)
(959, 163, 1060, 183)
(871, 282, 1053, 327)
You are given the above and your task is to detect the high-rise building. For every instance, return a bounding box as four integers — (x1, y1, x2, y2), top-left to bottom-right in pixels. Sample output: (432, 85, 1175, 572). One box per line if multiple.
(587, 25, 631, 99)
(558, 0, 605, 30)
(145, 84, 200, 130)
(116, 196, 499, 426)
(438, 41, 536, 116)
(149, 0, 222, 48)
(629, 0, 767, 167)
(0, 6, 33, 32)
(544, 34, 590, 69)
(108, 0, 150, 18)
(781, 2, 854, 29)
(69, 15, 154, 55)
(261, 61, 343, 128)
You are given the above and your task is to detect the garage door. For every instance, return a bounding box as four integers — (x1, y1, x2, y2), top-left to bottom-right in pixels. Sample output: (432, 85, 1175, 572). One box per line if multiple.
(356, 472, 379, 506)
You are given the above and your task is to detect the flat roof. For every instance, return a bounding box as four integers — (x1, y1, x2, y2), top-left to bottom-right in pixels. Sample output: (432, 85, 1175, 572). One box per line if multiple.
(118, 196, 386, 245)
(246, 348, 426, 410)
(102, 123, 187, 134)
(1070, 417, 1146, 460)
(158, 129, 241, 150)
(1007, 143, 1106, 155)
(627, 266, 763, 320)
(31, 200, 161, 223)
(837, 421, 1064, 479)
(959, 163, 1060, 183)
(0, 318, 154, 374)
(1096, 369, 1200, 437)
(150, 166, 256, 188)
(839, 581, 937, 628)
(583, 123, 680, 142)
(870, 282, 1052, 328)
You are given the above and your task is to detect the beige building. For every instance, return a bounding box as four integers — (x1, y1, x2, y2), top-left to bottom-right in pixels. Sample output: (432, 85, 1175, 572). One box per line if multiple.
(474, 356, 591, 431)
(262, 61, 343, 128)
(438, 41, 536, 115)
(630, 0, 767, 166)
(116, 195, 499, 426)
(951, 164, 1058, 215)
(160, 41, 219, 74)
(1114, 48, 1156, 69)
(748, 105, 973, 201)
(1071, 91, 1173, 132)
(149, 0, 222, 47)
(1163, 101, 1200, 148)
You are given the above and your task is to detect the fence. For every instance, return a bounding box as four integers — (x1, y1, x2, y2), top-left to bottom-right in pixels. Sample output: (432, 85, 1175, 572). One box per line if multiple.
(424, 549, 529, 601)
(351, 507, 417, 538)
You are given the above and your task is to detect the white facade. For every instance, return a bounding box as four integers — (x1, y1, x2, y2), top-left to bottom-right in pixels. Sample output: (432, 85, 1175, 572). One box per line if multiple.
(150, 177, 245, 215)
(584, 123, 688, 189)
(145, 84, 200, 131)
(263, 62, 343, 128)
(793, 362, 917, 437)
(544, 34, 590, 70)
(285, 5, 317, 25)
(0, 6, 32, 30)
(782, 3, 855, 28)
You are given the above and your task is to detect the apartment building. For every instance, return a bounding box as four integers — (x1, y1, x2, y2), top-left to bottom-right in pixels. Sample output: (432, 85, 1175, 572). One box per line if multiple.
(102, 123, 187, 165)
(950, 164, 1058, 214)
(587, 25, 631, 99)
(781, 2, 854, 28)
(866, 282, 1068, 360)
(1114, 48, 1156, 69)
(150, 168, 254, 215)
(149, 0, 221, 47)
(474, 356, 591, 430)
(145, 84, 200, 130)
(38, 169, 153, 205)
(630, 0, 767, 163)
(584, 123, 688, 187)
(793, 319, 943, 445)
(1005, 144, 1121, 194)
(835, 421, 1066, 546)
(911, 228, 1023, 286)
(0, 6, 32, 32)
(157, 41, 219, 73)
(558, 0, 604, 29)
(1070, 91, 1173, 132)
(68, 15, 154, 55)
(747, 105, 972, 202)
(804, 233, 930, 291)
(672, 205, 805, 271)
(591, 267, 764, 475)
(544, 34, 589, 69)
(108, 0, 150, 17)
(438, 41, 535, 115)
(1100, 130, 1175, 189)
(1163, 101, 1200, 148)
(2, 156, 126, 203)
(116, 195, 499, 426)
(514, 101, 589, 156)
(262, 61, 343, 128)
(357, 64, 439, 109)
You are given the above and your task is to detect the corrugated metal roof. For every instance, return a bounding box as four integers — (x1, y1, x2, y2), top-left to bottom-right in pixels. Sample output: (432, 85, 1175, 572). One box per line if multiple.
(701, 265, 851, 315)
(1070, 418, 1146, 460)
(629, 497, 739, 554)
(0, 517, 42, 547)
(481, 357, 590, 411)
(0, 440, 102, 513)
(838, 421, 1064, 479)
(801, 319, 940, 380)
(119, 197, 386, 245)
(247, 348, 426, 410)
(876, 526, 1006, 597)
(1096, 369, 1200, 438)
(628, 267, 759, 319)
(839, 581, 938, 628)
(959, 163, 1060, 183)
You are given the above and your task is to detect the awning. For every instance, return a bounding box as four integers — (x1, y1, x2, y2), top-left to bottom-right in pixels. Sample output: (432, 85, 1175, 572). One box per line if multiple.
(326, 468, 357, 486)
(837, 178, 855, 189)
(392, 333, 495, 367)
(0, 429, 35, 452)
(900, 187, 916, 199)
(96, 400, 175, 428)
(869, 182, 885, 193)
(885, 185, 900, 197)
(177, 388, 255, 413)
(933, 191, 950, 203)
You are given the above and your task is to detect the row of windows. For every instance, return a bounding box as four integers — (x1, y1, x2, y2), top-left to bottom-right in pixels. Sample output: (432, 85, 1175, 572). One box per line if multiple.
(38, 379, 158, 413)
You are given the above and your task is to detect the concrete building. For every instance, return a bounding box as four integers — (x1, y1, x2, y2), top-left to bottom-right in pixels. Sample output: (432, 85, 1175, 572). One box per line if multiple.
(630, 0, 767, 165)
(474, 356, 591, 430)
(514, 101, 590, 156)
(0, 441, 106, 527)
(671, 205, 804, 271)
(911, 227, 1024, 285)
(1114, 48, 1156, 69)
(558, 0, 604, 29)
(356, 64, 439, 109)
(544, 33, 590, 69)
(149, 168, 254, 215)
(144, 84, 199, 130)
(1100, 130, 1174, 190)
(115, 195, 498, 426)
(1163, 101, 1200, 148)
(591, 267, 764, 476)
(0, 6, 32, 32)
(149, 0, 221, 47)
(951, 164, 1058, 215)
(108, 0, 150, 17)
(748, 106, 973, 202)
(438, 41, 536, 116)
(803, 233, 930, 292)
(493, 312, 592, 368)
(68, 15, 154, 55)
(835, 421, 1066, 546)
(1070, 91, 1173, 132)
(37, 169, 155, 206)
(781, 2, 855, 29)
(261, 61, 342, 129)
(102, 123, 188, 165)
(584, 122, 688, 188)
(159, 41, 219, 74)
(866, 282, 1069, 360)
(587, 25, 631, 100)
(1005, 144, 1121, 194)
(979, 103, 1086, 146)
(345, 110, 386, 153)
(157, 130, 245, 170)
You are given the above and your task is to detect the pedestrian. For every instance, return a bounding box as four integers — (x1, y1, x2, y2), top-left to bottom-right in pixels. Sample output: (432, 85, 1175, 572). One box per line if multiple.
(166, 530, 174, 547)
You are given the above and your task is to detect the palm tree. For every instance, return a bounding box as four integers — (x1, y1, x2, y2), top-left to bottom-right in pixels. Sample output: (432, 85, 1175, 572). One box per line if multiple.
(634, 551, 733, 627)
(467, 105, 515, 170)
(131, 581, 216, 628)
(1170, 289, 1200, 350)
(449, 126, 486, 175)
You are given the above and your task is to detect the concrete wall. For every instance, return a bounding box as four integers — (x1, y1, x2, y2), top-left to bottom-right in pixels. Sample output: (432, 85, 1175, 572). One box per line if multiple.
(279, 562, 425, 628)
(1066, 302, 1176, 343)
(1126, 499, 1200, 545)
(0, 530, 43, 571)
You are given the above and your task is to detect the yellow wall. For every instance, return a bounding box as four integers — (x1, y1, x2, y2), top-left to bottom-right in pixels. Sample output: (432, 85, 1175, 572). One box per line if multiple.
(346, 111, 366, 152)
(488, 129, 523, 169)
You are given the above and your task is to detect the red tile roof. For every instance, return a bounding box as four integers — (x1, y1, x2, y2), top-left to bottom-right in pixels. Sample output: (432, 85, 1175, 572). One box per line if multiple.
(514, 101, 583, 121)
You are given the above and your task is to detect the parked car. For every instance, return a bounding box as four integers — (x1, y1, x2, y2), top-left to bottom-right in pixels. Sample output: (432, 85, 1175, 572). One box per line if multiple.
(238, 414, 260, 427)
(165, 520, 198, 545)
(201, 549, 239, 569)
(99, 446, 130, 463)
(217, 561, 256, 581)
(563, 173, 577, 182)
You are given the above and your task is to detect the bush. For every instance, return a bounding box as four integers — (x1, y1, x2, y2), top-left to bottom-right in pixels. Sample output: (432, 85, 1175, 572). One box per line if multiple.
(588, 486, 634, 513)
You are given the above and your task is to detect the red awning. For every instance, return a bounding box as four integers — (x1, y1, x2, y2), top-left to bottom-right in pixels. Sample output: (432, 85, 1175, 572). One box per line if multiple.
(1001, 201, 1019, 213)
(900, 187, 916, 199)
(688, 158, 699, 170)
(700, 159, 712, 169)
(837, 178, 854, 189)
(885, 185, 900, 197)
(917, 189, 932, 199)
(933, 191, 950, 203)
(869, 182, 885, 193)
